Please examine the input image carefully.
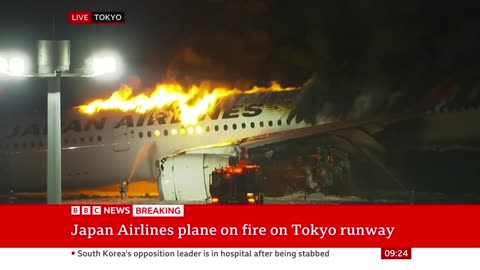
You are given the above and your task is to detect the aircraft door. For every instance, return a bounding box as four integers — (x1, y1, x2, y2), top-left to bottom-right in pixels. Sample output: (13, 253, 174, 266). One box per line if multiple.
(112, 125, 130, 152)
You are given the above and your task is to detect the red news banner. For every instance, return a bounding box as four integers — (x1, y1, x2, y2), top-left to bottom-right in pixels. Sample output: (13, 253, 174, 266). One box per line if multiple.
(0, 205, 479, 248)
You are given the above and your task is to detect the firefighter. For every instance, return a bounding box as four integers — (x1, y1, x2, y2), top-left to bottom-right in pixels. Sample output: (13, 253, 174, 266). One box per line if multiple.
(120, 181, 128, 199)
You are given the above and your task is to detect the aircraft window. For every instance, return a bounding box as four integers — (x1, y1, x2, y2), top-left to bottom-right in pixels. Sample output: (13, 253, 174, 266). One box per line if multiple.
(130, 130, 134, 134)
(205, 126, 210, 132)
(64, 138, 69, 144)
(259, 121, 264, 127)
(139, 132, 144, 138)
(97, 136, 102, 142)
(277, 119, 282, 126)
(250, 122, 255, 128)
(154, 130, 161, 137)
(89, 136, 93, 142)
(72, 138, 77, 144)
(268, 120, 273, 127)
(80, 137, 85, 143)
(232, 123, 237, 130)
(147, 131, 152, 137)
(214, 125, 219, 131)
(241, 123, 246, 129)
(223, 124, 228, 131)
(30, 142, 35, 148)
(163, 129, 168, 136)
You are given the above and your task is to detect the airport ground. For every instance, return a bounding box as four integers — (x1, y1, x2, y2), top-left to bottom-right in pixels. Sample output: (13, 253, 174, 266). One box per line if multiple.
(2, 189, 479, 204)
(2, 147, 480, 204)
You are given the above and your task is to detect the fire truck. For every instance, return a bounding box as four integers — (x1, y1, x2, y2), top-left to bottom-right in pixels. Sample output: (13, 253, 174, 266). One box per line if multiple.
(209, 160, 265, 204)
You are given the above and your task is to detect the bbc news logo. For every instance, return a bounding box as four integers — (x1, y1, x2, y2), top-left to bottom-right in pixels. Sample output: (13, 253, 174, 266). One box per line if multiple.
(69, 11, 125, 24)
(71, 206, 102, 215)
(71, 205, 132, 215)
(70, 205, 183, 217)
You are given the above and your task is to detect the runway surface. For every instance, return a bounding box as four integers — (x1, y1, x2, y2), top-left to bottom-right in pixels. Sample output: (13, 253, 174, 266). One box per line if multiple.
(2, 190, 480, 204)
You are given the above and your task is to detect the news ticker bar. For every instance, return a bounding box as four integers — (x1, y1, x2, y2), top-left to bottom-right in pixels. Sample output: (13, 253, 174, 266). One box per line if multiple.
(68, 11, 125, 24)
(1, 248, 479, 269)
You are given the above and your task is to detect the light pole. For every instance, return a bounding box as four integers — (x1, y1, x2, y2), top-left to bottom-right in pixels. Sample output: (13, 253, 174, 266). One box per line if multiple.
(47, 71, 62, 204)
(1, 40, 119, 204)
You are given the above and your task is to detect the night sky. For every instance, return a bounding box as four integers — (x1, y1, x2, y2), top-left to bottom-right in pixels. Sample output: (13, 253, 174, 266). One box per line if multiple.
(1, 0, 480, 119)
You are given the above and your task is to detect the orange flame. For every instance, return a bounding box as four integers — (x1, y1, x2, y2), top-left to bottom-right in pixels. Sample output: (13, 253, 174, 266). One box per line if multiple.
(76, 81, 298, 126)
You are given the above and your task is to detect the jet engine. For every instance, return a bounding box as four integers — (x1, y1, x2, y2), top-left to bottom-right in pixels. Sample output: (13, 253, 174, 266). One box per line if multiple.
(157, 153, 231, 202)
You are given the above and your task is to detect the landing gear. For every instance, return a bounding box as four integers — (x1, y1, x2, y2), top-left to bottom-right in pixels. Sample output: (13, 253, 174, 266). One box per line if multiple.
(304, 164, 320, 192)
(301, 147, 352, 195)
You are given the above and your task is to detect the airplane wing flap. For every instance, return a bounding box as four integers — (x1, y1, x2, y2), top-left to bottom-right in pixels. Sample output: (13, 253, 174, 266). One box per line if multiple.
(167, 142, 238, 157)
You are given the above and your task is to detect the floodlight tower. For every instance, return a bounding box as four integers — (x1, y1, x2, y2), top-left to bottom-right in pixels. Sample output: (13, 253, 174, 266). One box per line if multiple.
(37, 39, 70, 204)
(1, 33, 119, 204)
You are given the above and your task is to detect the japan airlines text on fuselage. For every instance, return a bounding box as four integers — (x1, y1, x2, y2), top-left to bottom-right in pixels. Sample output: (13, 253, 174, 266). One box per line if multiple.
(0, 94, 310, 192)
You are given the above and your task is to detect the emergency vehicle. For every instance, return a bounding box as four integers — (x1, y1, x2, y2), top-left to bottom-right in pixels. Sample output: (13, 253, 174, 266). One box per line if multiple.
(209, 161, 265, 204)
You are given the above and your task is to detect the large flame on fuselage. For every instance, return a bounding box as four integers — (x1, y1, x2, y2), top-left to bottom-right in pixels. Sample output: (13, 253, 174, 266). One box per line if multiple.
(76, 81, 298, 125)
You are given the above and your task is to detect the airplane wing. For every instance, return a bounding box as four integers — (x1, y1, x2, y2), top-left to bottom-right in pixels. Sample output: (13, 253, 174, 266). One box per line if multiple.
(236, 112, 422, 152)
(171, 112, 422, 158)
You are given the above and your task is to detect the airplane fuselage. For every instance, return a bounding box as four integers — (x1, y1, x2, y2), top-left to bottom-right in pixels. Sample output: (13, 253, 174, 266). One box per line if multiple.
(0, 92, 310, 192)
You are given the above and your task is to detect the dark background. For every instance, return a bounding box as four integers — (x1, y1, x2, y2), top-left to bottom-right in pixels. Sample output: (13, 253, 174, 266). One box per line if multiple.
(1, 0, 479, 116)
(1, 0, 479, 198)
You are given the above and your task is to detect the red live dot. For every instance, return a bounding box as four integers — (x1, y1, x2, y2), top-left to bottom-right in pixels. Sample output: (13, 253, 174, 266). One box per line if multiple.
(71, 251, 75, 255)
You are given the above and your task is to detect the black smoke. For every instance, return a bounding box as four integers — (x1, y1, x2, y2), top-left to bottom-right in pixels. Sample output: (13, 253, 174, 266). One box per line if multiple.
(2, 0, 480, 116)
(283, 1, 480, 123)
(161, 0, 480, 123)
